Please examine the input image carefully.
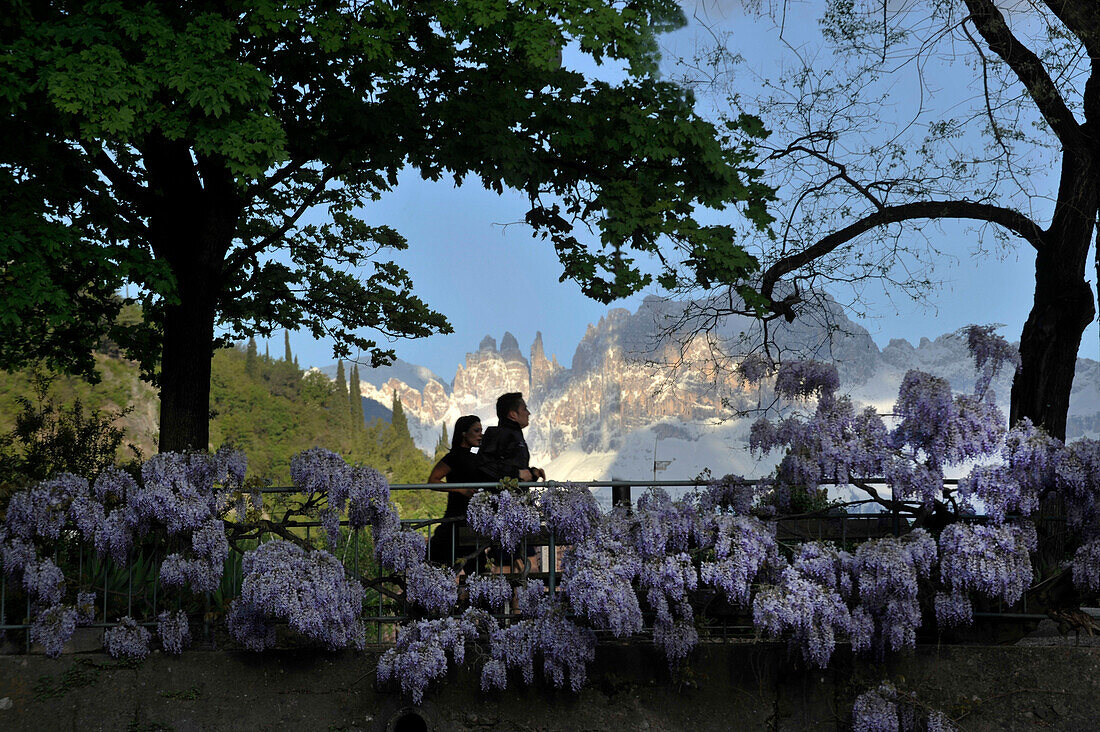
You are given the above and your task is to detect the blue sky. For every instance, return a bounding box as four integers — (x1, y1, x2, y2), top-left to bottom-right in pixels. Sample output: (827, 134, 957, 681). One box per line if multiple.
(275, 3, 1099, 380)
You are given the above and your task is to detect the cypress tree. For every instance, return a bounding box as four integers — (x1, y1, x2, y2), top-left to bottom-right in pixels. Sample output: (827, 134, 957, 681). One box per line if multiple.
(245, 336, 258, 376)
(390, 390, 409, 440)
(335, 360, 348, 399)
(264, 341, 270, 361)
(349, 364, 364, 428)
(284, 330, 293, 362)
(434, 422, 449, 460)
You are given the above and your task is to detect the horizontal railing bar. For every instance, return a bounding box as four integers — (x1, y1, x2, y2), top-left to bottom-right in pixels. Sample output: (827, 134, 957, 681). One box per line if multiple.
(257, 477, 962, 493)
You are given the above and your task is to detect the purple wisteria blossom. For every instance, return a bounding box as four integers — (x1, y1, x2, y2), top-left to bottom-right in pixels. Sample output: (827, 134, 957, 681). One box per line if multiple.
(561, 526, 643, 637)
(530, 613, 597, 691)
(68, 491, 105, 538)
(377, 609, 488, 704)
(653, 616, 698, 665)
(634, 488, 694, 558)
(23, 557, 65, 605)
(374, 525, 427, 573)
(6, 473, 88, 541)
(750, 396, 890, 496)
(852, 682, 957, 732)
(92, 466, 137, 503)
(104, 616, 151, 660)
(467, 489, 541, 553)
(699, 516, 778, 606)
(753, 566, 851, 668)
(641, 553, 697, 611)
(699, 474, 755, 515)
(157, 610, 192, 655)
(958, 465, 1032, 525)
(467, 573, 512, 613)
(158, 553, 189, 588)
(405, 562, 458, 616)
(938, 522, 1034, 605)
(538, 482, 599, 544)
(892, 370, 954, 463)
(319, 508, 341, 550)
(514, 580, 549, 616)
(852, 683, 900, 732)
(1073, 540, 1100, 592)
(93, 509, 134, 566)
(1057, 438, 1100, 539)
(75, 591, 96, 624)
(157, 519, 228, 593)
(229, 540, 365, 650)
(0, 534, 36, 576)
(290, 447, 352, 503)
(934, 591, 973, 629)
(641, 552, 699, 665)
(738, 353, 772, 384)
(480, 584, 596, 694)
(30, 604, 78, 658)
(1057, 438, 1100, 507)
(963, 324, 1020, 397)
(793, 542, 854, 600)
(131, 453, 219, 534)
(347, 466, 391, 530)
(774, 360, 839, 400)
(215, 445, 247, 491)
(1002, 420, 1061, 500)
(226, 601, 276, 652)
(851, 531, 936, 654)
(749, 417, 780, 455)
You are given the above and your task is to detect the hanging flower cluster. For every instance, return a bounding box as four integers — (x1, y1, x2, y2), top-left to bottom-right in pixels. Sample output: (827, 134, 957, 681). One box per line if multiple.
(851, 681, 957, 732)
(467, 488, 541, 553)
(0, 446, 246, 657)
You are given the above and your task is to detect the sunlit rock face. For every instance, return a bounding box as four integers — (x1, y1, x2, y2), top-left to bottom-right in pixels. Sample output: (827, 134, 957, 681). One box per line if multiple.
(339, 296, 1100, 480)
(452, 332, 531, 410)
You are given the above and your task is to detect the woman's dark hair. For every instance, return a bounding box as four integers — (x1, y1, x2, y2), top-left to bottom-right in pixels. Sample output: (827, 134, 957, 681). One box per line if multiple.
(451, 415, 480, 451)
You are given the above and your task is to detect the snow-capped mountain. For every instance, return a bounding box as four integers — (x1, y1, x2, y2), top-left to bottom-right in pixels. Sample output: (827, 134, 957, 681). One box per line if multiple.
(340, 296, 1100, 483)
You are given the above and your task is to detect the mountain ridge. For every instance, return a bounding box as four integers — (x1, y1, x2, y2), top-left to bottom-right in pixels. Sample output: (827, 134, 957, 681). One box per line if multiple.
(330, 298, 1100, 482)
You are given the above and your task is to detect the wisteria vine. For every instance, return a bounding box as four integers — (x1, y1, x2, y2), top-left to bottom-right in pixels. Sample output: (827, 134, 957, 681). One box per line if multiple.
(1, 323, 1098, 727)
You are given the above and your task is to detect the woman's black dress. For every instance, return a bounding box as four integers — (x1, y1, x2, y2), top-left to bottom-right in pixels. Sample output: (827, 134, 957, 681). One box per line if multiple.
(427, 449, 484, 567)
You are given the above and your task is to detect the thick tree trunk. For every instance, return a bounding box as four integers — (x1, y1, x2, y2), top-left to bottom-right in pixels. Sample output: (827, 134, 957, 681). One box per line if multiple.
(159, 291, 217, 451)
(1010, 252, 1095, 441)
(143, 141, 239, 453)
(1009, 145, 1099, 441)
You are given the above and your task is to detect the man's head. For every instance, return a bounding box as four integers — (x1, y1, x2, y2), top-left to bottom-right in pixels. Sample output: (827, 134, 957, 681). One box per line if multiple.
(496, 392, 530, 428)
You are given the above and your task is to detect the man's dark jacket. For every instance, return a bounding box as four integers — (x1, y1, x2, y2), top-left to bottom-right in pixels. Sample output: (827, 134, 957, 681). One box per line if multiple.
(478, 417, 533, 480)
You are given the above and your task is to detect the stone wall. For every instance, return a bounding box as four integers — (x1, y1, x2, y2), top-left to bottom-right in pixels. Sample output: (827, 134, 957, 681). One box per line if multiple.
(1, 643, 1099, 731)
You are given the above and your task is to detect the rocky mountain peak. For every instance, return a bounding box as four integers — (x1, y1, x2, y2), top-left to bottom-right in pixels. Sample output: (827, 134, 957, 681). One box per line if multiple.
(500, 331, 526, 364)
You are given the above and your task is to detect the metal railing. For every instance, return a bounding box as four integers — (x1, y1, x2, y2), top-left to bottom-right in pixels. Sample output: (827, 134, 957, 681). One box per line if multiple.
(0, 478, 1057, 651)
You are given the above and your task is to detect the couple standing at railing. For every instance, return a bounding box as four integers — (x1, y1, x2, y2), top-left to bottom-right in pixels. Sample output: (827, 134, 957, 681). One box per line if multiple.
(425, 392, 546, 568)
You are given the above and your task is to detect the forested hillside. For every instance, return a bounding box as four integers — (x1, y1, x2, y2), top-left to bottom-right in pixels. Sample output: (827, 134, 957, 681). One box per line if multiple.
(0, 340, 446, 517)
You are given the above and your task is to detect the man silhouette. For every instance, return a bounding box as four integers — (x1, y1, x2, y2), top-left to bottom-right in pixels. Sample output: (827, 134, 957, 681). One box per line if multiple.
(478, 392, 545, 482)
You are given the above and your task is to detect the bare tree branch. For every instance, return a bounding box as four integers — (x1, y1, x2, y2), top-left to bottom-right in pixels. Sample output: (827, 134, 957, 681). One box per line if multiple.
(760, 199, 1046, 307)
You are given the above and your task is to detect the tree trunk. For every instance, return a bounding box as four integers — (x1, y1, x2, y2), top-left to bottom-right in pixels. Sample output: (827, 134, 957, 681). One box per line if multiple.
(1009, 145, 1099, 441)
(1010, 251, 1096, 441)
(159, 291, 217, 451)
(143, 141, 239, 453)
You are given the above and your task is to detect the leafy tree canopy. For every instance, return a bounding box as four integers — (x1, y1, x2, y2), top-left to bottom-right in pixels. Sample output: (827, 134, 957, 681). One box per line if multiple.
(0, 0, 774, 450)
